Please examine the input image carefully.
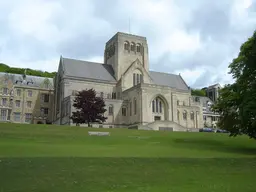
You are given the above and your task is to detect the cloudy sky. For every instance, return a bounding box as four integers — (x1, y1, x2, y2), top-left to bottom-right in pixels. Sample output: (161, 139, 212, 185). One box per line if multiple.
(0, 0, 255, 88)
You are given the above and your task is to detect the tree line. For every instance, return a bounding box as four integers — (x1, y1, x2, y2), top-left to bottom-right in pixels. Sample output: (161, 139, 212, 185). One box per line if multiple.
(0, 63, 56, 78)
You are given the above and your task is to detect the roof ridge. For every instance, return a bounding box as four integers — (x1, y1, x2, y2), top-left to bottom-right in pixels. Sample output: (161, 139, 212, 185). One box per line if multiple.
(62, 57, 109, 66)
(149, 70, 179, 76)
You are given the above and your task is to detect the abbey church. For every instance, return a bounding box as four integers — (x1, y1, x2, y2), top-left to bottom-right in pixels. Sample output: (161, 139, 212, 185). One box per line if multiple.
(53, 32, 204, 131)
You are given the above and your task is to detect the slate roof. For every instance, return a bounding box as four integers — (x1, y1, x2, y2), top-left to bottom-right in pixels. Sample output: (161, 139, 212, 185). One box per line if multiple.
(62, 57, 116, 82)
(61, 57, 189, 90)
(149, 71, 189, 91)
(0, 72, 54, 89)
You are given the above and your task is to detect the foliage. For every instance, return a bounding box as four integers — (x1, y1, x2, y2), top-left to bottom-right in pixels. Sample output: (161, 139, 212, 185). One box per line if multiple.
(71, 88, 107, 126)
(213, 30, 256, 139)
(0, 63, 56, 78)
(191, 88, 206, 96)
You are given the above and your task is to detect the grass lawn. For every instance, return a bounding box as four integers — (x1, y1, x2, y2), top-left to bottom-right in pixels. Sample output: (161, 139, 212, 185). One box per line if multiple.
(0, 123, 255, 192)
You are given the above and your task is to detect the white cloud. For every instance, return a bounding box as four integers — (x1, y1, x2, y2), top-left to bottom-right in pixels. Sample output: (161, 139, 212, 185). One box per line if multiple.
(0, 0, 255, 88)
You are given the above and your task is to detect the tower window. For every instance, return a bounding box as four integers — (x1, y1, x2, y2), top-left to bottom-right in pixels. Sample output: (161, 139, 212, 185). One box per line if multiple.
(131, 42, 135, 51)
(136, 44, 141, 52)
(124, 41, 129, 50)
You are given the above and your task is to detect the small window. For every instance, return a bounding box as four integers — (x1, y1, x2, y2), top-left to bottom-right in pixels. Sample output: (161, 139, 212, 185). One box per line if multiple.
(130, 102, 132, 116)
(133, 73, 136, 86)
(136, 74, 139, 84)
(2, 98, 7, 107)
(100, 92, 104, 98)
(112, 93, 116, 99)
(134, 98, 137, 115)
(122, 107, 127, 116)
(159, 101, 162, 113)
(107, 93, 111, 99)
(16, 89, 21, 96)
(25, 113, 32, 123)
(27, 90, 32, 97)
(156, 98, 159, 113)
(2, 88, 8, 95)
(177, 110, 180, 121)
(40, 108, 48, 116)
(140, 74, 143, 83)
(14, 112, 21, 122)
(109, 105, 113, 115)
(27, 101, 32, 108)
(15, 100, 21, 108)
(0, 109, 7, 121)
(152, 100, 155, 113)
(41, 94, 49, 103)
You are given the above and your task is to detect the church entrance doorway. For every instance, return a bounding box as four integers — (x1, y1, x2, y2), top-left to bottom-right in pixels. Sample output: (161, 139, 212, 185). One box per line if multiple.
(154, 116, 161, 121)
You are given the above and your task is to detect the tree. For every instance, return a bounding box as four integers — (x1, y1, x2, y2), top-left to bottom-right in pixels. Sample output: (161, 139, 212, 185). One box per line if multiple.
(191, 89, 206, 96)
(213, 30, 256, 139)
(71, 88, 107, 127)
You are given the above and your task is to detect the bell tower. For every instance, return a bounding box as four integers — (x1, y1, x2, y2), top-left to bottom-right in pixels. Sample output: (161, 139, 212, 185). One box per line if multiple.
(104, 32, 149, 81)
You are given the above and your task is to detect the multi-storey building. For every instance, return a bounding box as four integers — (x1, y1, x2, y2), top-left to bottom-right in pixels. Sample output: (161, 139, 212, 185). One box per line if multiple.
(192, 96, 220, 128)
(53, 32, 204, 131)
(0, 72, 54, 124)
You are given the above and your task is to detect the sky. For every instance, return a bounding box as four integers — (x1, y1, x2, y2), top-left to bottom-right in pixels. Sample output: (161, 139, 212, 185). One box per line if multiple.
(0, 0, 255, 88)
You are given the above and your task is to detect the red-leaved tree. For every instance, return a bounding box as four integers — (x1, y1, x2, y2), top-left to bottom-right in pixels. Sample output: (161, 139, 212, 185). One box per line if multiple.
(71, 88, 107, 127)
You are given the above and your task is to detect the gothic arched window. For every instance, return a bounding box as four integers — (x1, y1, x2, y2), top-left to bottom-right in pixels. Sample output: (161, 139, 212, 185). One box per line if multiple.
(152, 97, 163, 114)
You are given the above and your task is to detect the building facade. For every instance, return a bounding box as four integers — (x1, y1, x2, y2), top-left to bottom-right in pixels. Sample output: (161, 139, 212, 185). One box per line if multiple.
(0, 72, 54, 124)
(192, 96, 220, 128)
(53, 32, 204, 131)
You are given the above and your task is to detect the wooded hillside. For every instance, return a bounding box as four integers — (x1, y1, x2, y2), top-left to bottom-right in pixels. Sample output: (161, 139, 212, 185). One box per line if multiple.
(0, 63, 56, 78)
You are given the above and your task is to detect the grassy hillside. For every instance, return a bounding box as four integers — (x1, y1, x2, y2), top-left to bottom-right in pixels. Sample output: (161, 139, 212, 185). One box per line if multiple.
(0, 123, 255, 192)
(0, 63, 56, 78)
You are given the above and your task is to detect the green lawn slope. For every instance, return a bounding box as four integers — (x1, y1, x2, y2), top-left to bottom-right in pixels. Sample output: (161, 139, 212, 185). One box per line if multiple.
(0, 123, 255, 192)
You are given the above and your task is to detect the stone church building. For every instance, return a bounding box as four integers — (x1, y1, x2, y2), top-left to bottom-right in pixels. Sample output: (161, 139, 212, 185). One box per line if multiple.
(53, 32, 204, 131)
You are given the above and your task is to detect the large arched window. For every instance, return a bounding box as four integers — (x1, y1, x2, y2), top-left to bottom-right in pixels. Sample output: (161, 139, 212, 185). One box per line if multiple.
(183, 110, 187, 120)
(152, 97, 163, 113)
(124, 41, 129, 50)
(190, 111, 195, 120)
